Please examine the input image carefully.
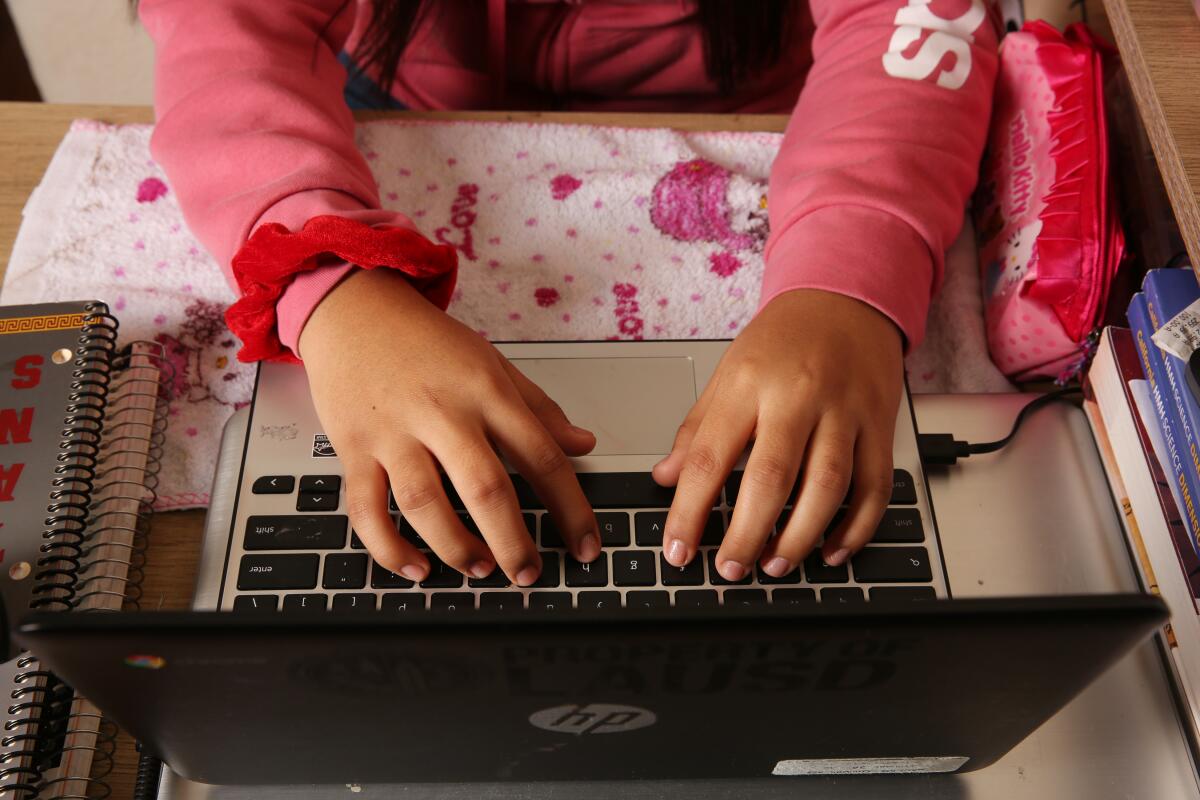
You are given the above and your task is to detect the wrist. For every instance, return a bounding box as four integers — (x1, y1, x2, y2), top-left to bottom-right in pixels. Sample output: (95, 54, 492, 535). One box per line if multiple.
(299, 269, 428, 361)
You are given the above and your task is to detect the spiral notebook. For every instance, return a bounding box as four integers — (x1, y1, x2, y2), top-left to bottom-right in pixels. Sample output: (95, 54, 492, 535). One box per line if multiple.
(0, 302, 168, 798)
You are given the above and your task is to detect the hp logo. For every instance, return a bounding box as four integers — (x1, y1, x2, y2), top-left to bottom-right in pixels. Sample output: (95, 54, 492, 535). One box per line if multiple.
(528, 704, 657, 736)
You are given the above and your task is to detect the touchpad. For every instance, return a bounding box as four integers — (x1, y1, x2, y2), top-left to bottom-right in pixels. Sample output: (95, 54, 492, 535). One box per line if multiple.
(510, 357, 696, 456)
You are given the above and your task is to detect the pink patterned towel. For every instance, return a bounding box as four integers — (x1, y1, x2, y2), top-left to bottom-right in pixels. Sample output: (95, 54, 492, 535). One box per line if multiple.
(3, 119, 1009, 510)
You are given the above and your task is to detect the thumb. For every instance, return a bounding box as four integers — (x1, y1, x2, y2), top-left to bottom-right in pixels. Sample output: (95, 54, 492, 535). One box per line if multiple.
(499, 358, 596, 457)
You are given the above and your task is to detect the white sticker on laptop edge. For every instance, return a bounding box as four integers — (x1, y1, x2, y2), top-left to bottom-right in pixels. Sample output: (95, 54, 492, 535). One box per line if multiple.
(772, 756, 968, 775)
(312, 434, 336, 458)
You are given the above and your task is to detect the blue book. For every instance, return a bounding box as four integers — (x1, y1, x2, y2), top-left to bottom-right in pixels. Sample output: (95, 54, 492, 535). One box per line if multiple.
(1129, 290, 1200, 548)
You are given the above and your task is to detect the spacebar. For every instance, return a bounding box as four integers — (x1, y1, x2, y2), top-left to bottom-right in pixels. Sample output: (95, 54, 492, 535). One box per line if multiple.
(576, 473, 675, 509)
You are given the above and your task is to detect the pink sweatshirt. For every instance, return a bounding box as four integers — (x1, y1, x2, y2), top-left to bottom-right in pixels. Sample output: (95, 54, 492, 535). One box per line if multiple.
(139, 0, 999, 358)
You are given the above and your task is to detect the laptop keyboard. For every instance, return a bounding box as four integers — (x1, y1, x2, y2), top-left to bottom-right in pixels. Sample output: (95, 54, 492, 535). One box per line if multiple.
(231, 470, 937, 613)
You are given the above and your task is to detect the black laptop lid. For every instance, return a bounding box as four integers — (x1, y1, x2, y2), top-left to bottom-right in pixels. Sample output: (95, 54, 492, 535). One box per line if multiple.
(15, 595, 1166, 785)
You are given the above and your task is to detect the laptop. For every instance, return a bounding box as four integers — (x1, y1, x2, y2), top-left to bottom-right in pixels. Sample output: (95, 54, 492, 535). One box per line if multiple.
(14, 340, 1167, 785)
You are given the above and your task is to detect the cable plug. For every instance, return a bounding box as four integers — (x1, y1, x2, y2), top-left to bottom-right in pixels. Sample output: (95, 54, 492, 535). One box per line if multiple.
(917, 433, 972, 466)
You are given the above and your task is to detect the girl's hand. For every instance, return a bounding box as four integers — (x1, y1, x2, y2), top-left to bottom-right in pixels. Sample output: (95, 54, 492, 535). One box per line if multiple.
(299, 269, 600, 586)
(653, 289, 904, 581)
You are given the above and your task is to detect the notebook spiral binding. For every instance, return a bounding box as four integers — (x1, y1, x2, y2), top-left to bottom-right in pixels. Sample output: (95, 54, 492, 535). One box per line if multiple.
(0, 302, 173, 799)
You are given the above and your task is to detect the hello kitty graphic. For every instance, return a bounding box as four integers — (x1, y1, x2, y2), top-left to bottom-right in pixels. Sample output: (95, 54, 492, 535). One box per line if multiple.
(649, 159, 768, 275)
(155, 299, 245, 407)
(983, 218, 1042, 301)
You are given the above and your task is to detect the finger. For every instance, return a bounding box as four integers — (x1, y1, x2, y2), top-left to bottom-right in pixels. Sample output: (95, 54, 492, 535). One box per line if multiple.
(385, 443, 496, 581)
(431, 432, 542, 586)
(822, 428, 893, 564)
(486, 401, 599, 563)
(662, 394, 755, 570)
(722, 408, 812, 579)
(500, 358, 596, 457)
(344, 460, 430, 582)
(652, 370, 722, 487)
(765, 417, 855, 570)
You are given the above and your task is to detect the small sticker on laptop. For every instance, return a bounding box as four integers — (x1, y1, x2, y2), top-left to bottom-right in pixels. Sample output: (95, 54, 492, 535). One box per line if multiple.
(312, 434, 336, 458)
(124, 654, 166, 670)
(772, 756, 968, 775)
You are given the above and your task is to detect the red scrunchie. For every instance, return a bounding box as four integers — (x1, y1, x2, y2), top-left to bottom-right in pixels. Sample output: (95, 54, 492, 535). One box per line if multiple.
(226, 215, 458, 363)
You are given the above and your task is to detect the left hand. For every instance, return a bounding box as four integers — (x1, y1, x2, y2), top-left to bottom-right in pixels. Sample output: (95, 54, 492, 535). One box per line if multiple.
(652, 288, 904, 582)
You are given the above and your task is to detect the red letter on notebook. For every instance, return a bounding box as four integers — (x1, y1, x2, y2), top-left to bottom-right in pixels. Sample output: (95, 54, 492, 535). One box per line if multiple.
(11, 355, 43, 389)
(0, 463, 24, 501)
(0, 408, 34, 445)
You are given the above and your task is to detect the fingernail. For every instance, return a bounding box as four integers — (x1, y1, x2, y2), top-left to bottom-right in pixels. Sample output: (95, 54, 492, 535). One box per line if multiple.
(469, 560, 494, 579)
(825, 548, 850, 567)
(665, 538, 688, 566)
(577, 532, 600, 562)
(400, 564, 427, 582)
(719, 560, 747, 582)
(569, 425, 594, 437)
(763, 557, 792, 578)
(516, 565, 541, 587)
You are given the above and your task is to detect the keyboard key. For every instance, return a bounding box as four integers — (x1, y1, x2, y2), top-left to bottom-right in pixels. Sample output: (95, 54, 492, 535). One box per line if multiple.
(322, 553, 368, 590)
(773, 588, 817, 606)
(822, 587, 865, 604)
(381, 593, 426, 613)
(300, 475, 341, 493)
(891, 470, 917, 504)
(634, 512, 667, 546)
(350, 531, 366, 549)
(540, 518, 566, 548)
(870, 586, 937, 602)
(724, 589, 768, 607)
(244, 515, 348, 550)
(371, 562, 414, 589)
(431, 592, 475, 611)
(420, 555, 465, 589)
(707, 551, 752, 585)
(613, 551, 657, 586)
(396, 517, 425, 548)
(480, 592, 524, 611)
(873, 509, 924, 543)
(597, 513, 630, 546)
(524, 513, 538, 540)
(576, 472, 675, 508)
(252, 476, 294, 494)
(577, 591, 621, 610)
(331, 593, 376, 612)
(531, 552, 561, 587)
(756, 563, 802, 585)
(726, 471, 799, 506)
(282, 594, 328, 613)
(803, 553, 849, 583)
(565, 553, 609, 587)
(700, 512, 726, 546)
(627, 590, 671, 609)
(675, 589, 719, 608)
(238, 554, 319, 590)
(297, 492, 339, 512)
(232, 594, 278, 612)
(660, 553, 704, 586)
(851, 547, 932, 583)
(468, 567, 511, 588)
(440, 474, 542, 510)
(529, 592, 572, 611)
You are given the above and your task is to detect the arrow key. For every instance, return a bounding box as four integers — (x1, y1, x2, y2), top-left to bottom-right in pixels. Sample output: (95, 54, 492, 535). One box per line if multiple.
(297, 491, 340, 512)
(252, 475, 295, 494)
(300, 475, 342, 493)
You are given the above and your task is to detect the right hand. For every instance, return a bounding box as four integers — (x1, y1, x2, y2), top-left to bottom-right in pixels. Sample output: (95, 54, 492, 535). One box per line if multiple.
(298, 269, 600, 586)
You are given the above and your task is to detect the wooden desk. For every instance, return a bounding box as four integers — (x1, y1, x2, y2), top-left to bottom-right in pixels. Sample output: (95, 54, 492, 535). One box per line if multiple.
(1102, 0, 1200, 271)
(0, 101, 785, 800)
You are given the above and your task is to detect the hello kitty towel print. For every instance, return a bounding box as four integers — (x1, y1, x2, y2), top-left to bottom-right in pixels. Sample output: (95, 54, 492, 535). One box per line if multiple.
(3, 119, 1008, 510)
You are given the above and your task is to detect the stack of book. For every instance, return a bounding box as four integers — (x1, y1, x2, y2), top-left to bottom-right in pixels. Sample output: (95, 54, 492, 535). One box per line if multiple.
(1086, 267, 1200, 733)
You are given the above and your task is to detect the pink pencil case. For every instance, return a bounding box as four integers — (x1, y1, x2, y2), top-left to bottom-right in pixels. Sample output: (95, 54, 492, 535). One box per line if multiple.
(975, 21, 1124, 381)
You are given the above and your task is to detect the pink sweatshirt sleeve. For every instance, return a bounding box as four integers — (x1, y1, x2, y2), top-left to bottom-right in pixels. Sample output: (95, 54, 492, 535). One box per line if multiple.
(762, 0, 999, 349)
(138, 0, 425, 356)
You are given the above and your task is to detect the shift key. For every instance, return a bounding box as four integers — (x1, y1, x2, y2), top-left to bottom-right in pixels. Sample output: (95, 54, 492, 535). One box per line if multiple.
(238, 554, 320, 590)
(244, 515, 348, 550)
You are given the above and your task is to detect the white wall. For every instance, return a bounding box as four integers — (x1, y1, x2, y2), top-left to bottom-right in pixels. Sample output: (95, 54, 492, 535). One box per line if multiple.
(7, 0, 154, 104)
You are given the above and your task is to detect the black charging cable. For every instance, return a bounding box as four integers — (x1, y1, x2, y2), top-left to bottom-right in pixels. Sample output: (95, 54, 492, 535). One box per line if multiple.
(917, 387, 1083, 466)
